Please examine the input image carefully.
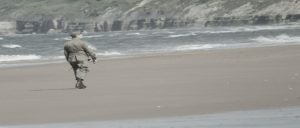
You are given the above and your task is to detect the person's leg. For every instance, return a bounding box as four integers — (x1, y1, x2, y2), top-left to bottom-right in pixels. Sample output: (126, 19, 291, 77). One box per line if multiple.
(70, 62, 83, 89)
(70, 63, 78, 80)
(76, 61, 89, 89)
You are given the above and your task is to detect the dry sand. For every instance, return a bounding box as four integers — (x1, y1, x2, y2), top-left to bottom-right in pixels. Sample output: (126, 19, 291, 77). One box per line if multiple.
(1, 45, 300, 125)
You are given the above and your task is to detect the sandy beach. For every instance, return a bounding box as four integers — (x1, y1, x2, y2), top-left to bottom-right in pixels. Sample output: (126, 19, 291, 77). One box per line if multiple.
(1, 45, 300, 126)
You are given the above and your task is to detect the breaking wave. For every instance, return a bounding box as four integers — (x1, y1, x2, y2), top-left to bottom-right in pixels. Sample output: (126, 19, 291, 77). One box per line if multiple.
(43, 56, 65, 60)
(223, 26, 294, 33)
(126, 33, 145, 36)
(238, 25, 300, 32)
(83, 35, 104, 39)
(175, 44, 226, 51)
(97, 51, 123, 56)
(2, 44, 22, 48)
(168, 33, 197, 38)
(195, 25, 300, 34)
(88, 45, 98, 51)
(0, 55, 41, 62)
(251, 34, 300, 44)
(53, 37, 71, 41)
(152, 31, 175, 34)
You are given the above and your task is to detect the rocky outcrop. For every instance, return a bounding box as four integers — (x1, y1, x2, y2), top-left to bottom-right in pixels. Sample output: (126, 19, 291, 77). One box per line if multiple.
(205, 14, 296, 26)
(0, 22, 15, 35)
(0, 0, 299, 34)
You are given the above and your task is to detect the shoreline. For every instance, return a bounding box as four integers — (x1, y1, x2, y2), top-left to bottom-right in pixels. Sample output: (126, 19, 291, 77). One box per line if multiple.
(1, 45, 300, 125)
(1, 44, 299, 69)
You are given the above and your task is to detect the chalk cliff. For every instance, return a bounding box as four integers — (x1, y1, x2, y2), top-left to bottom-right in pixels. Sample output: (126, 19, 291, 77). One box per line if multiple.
(0, 0, 299, 34)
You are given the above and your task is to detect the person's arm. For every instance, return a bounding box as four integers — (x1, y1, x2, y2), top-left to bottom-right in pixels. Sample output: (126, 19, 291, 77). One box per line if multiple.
(82, 42, 97, 63)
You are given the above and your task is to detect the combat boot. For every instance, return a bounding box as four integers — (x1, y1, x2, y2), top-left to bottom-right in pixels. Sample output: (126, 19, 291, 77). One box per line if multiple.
(75, 80, 81, 89)
(77, 79, 86, 89)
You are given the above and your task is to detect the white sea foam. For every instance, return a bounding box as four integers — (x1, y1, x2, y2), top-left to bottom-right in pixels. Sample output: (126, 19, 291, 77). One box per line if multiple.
(97, 51, 123, 56)
(175, 44, 226, 51)
(251, 34, 300, 44)
(0, 55, 41, 62)
(195, 25, 299, 34)
(87, 44, 98, 52)
(242, 25, 299, 31)
(55, 56, 65, 59)
(224, 26, 286, 33)
(83, 35, 104, 39)
(63, 37, 71, 41)
(152, 31, 175, 34)
(2, 44, 22, 48)
(168, 33, 197, 38)
(53, 37, 71, 41)
(44, 56, 65, 60)
(199, 30, 238, 34)
(126, 33, 144, 36)
(235, 25, 299, 32)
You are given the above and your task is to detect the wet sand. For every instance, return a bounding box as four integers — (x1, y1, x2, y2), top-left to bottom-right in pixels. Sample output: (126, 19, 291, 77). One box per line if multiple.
(4, 107, 300, 128)
(1, 45, 300, 125)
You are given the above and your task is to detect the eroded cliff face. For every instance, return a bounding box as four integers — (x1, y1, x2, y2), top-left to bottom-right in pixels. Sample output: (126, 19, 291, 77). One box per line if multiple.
(0, 0, 299, 34)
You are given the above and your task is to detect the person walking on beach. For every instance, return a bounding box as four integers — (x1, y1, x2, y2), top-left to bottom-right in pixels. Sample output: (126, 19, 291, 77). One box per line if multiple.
(64, 31, 97, 89)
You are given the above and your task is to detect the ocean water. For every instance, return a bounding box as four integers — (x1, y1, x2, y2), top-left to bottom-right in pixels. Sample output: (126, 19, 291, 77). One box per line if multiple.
(1, 24, 300, 68)
(2, 107, 300, 128)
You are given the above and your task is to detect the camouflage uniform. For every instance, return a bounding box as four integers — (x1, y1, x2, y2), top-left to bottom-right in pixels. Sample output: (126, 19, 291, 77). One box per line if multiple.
(64, 34, 96, 89)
